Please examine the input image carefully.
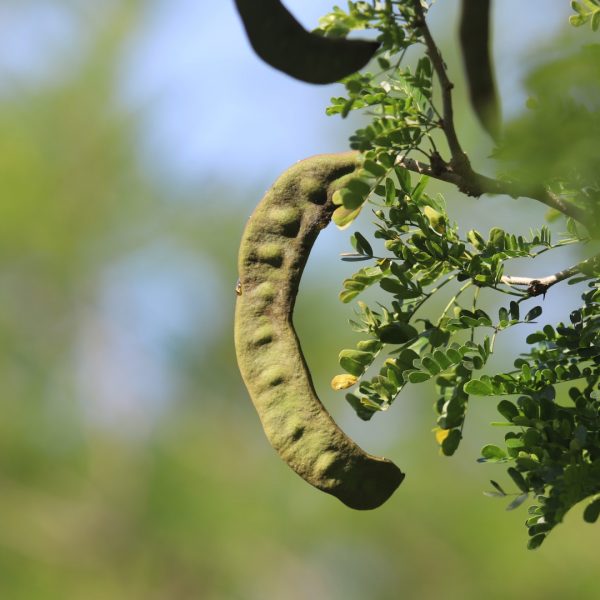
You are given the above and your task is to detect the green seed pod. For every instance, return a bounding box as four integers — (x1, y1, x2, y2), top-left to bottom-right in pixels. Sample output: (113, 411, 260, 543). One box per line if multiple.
(235, 153, 404, 510)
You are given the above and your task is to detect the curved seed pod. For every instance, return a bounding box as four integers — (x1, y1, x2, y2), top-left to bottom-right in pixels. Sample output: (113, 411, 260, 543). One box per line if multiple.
(459, 0, 501, 141)
(234, 0, 379, 85)
(235, 153, 404, 510)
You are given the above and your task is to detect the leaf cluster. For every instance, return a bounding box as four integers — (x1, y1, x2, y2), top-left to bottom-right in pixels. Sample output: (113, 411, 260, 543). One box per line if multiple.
(331, 153, 596, 547)
(321, 2, 441, 155)
(333, 160, 559, 430)
(470, 284, 600, 548)
(570, 0, 600, 29)
(319, 0, 600, 549)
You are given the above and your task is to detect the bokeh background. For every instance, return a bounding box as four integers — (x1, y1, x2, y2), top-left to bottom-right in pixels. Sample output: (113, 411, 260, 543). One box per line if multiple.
(1, 1, 598, 598)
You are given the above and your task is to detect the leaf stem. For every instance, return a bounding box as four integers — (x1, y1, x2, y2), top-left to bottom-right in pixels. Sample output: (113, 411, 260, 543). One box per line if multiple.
(437, 280, 472, 326)
(411, 0, 467, 168)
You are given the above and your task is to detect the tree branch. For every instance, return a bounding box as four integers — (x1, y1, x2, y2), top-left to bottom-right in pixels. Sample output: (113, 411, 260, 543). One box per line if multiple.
(406, 2, 591, 228)
(500, 255, 600, 297)
(412, 0, 469, 172)
(395, 155, 590, 226)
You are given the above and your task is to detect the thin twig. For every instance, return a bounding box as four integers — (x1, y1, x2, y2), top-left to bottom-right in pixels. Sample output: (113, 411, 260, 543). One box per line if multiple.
(436, 280, 472, 326)
(411, 0, 467, 169)
(499, 254, 600, 297)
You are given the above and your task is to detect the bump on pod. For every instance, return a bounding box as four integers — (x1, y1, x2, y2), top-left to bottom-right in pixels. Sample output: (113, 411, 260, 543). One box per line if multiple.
(233, 0, 380, 85)
(235, 152, 404, 510)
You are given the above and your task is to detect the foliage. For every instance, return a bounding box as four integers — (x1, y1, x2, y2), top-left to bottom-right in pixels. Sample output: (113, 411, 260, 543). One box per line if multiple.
(321, 0, 600, 548)
(570, 0, 600, 29)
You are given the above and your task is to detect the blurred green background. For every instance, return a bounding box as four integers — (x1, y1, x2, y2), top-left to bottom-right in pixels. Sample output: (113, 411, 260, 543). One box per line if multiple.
(1, 1, 598, 598)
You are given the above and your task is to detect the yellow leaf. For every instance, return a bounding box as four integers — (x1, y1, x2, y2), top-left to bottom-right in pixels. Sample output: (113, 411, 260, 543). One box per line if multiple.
(332, 205, 362, 229)
(331, 374, 358, 390)
(423, 205, 446, 234)
(434, 427, 450, 445)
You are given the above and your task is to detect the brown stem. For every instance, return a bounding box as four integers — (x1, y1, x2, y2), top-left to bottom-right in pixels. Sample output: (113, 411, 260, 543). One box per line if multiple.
(406, 3, 590, 228)
(395, 156, 590, 226)
(412, 0, 468, 171)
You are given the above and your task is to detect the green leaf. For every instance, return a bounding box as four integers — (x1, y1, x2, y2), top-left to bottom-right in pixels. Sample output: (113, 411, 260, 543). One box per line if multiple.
(509, 301, 520, 321)
(441, 428, 461, 456)
(407, 370, 431, 383)
(526, 332, 546, 344)
(411, 175, 429, 201)
(571, 1, 585, 16)
(481, 444, 507, 461)
(333, 205, 362, 229)
(394, 166, 411, 193)
(332, 189, 344, 206)
(464, 379, 494, 396)
(524, 306, 542, 322)
(507, 467, 529, 493)
(339, 289, 360, 303)
(356, 339, 382, 352)
(344, 177, 372, 197)
(488, 227, 506, 247)
(583, 498, 600, 523)
(341, 190, 367, 210)
(421, 355, 441, 375)
(527, 533, 546, 550)
(490, 480, 507, 495)
(340, 253, 371, 262)
(498, 306, 509, 323)
(377, 322, 418, 344)
(397, 348, 419, 368)
(433, 350, 452, 370)
(351, 231, 373, 256)
(497, 400, 519, 422)
(377, 56, 391, 70)
(384, 178, 396, 205)
(468, 229, 485, 250)
(362, 159, 387, 177)
(339, 349, 374, 376)
(506, 438, 524, 449)
(446, 347, 463, 364)
(507, 493, 528, 511)
(345, 393, 375, 421)
(379, 278, 421, 298)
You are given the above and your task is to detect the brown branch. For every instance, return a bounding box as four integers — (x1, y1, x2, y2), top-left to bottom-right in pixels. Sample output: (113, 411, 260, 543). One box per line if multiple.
(395, 156, 590, 226)
(412, 0, 468, 171)
(400, 3, 592, 228)
(406, 2, 591, 228)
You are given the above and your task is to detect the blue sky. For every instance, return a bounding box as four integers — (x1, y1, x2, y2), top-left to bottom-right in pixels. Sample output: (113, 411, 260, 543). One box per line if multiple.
(0, 1, 571, 187)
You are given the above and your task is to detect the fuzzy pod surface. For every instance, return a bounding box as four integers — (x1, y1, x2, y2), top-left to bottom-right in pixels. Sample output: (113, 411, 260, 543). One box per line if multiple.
(235, 152, 404, 510)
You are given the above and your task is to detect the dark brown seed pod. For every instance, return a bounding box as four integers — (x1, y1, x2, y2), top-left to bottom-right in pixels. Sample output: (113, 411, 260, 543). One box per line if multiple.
(234, 153, 404, 509)
(234, 0, 379, 84)
(459, 0, 501, 140)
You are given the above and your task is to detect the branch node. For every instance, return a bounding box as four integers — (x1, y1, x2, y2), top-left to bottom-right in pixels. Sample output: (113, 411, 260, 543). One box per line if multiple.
(527, 280, 549, 298)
